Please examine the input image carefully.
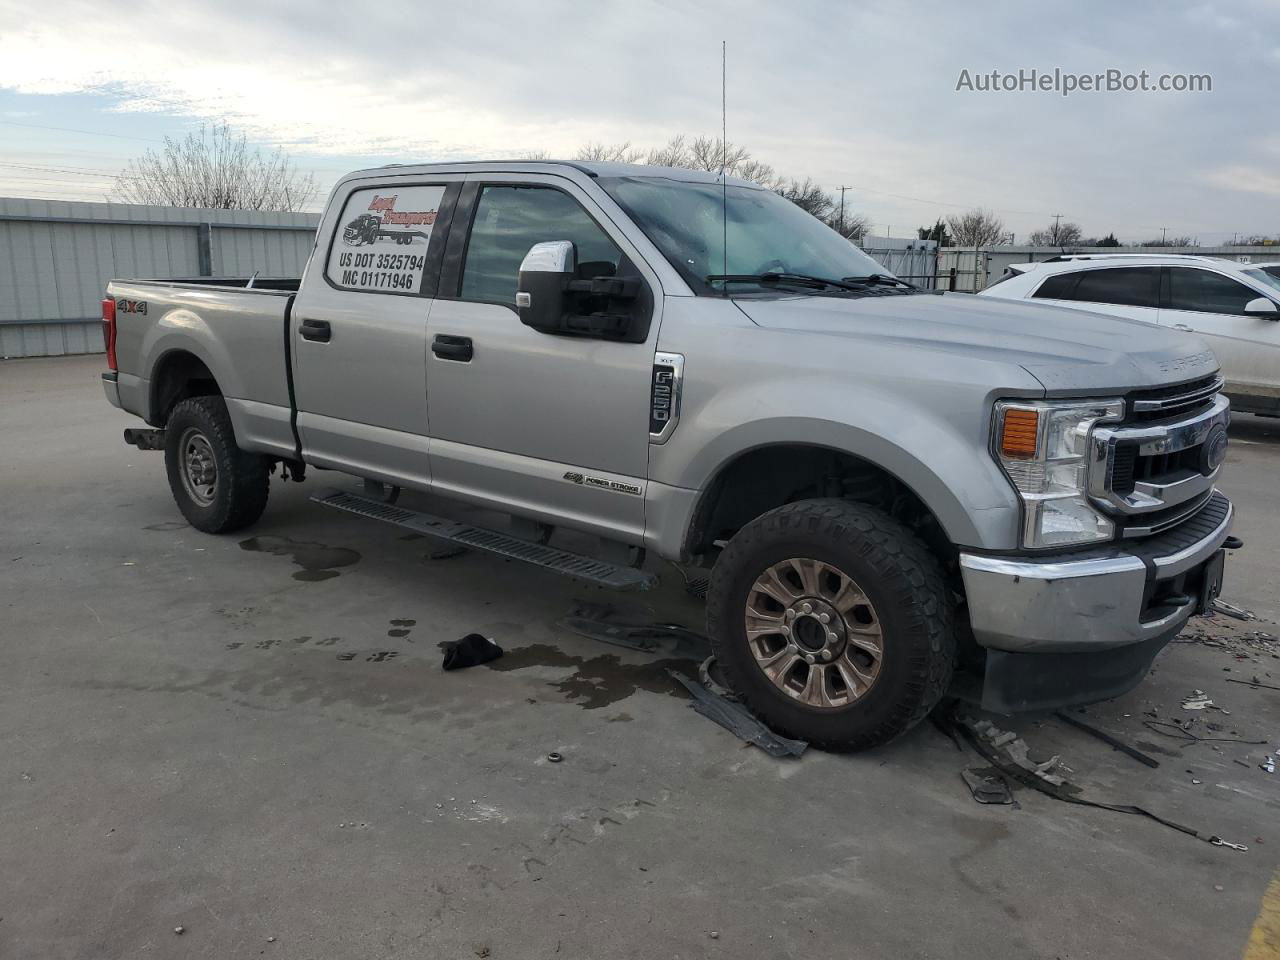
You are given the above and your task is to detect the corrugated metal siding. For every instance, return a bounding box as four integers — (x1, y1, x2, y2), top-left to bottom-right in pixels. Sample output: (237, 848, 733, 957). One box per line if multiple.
(0, 196, 319, 358)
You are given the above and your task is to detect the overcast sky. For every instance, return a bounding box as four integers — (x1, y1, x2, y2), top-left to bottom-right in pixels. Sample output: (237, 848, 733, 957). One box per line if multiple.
(0, 0, 1276, 243)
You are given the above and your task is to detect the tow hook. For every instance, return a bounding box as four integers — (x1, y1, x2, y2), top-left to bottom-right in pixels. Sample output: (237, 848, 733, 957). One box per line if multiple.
(1222, 536, 1243, 550)
(123, 428, 165, 451)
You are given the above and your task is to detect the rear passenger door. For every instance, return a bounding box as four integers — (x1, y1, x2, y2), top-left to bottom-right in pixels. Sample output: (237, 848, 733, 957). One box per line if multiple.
(1031, 266, 1161, 324)
(291, 176, 462, 488)
(1159, 266, 1280, 396)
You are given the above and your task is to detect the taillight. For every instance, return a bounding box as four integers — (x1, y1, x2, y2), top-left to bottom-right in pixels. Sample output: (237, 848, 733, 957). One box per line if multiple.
(101, 297, 117, 371)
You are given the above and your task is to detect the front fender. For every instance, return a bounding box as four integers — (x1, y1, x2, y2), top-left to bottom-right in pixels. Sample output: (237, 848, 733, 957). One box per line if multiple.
(647, 381, 1024, 553)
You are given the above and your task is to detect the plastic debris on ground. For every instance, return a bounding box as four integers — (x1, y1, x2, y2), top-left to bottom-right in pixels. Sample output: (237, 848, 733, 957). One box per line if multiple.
(961, 767, 1014, 804)
(557, 600, 709, 658)
(1212, 599, 1256, 621)
(951, 709, 1247, 852)
(1055, 711, 1160, 768)
(669, 670, 807, 758)
(1181, 691, 1215, 711)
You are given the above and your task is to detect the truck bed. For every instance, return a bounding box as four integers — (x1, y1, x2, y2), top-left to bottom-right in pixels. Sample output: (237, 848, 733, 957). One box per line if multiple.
(107, 277, 300, 461)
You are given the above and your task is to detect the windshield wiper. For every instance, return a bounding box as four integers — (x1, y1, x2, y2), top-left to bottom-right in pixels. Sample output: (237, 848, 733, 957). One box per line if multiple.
(841, 273, 918, 290)
(706, 272, 868, 293)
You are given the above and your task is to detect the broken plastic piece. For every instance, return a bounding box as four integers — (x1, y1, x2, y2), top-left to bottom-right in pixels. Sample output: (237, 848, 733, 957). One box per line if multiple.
(1213, 599, 1255, 621)
(1055, 711, 1160, 768)
(669, 671, 806, 758)
(1181, 692, 1214, 711)
(961, 767, 1013, 804)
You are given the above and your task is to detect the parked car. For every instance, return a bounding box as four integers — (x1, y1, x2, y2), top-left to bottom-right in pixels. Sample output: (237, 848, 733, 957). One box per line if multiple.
(979, 254, 1280, 415)
(101, 161, 1236, 750)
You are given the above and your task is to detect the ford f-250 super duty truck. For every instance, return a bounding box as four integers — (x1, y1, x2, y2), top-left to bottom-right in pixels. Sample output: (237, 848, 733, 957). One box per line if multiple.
(101, 160, 1237, 750)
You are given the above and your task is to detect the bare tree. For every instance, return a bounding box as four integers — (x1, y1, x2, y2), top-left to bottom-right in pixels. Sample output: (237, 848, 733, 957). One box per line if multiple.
(570, 134, 869, 234)
(1028, 219, 1084, 246)
(574, 141, 643, 163)
(945, 209, 1007, 247)
(835, 212, 872, 243)
(1140, 235, 1196, 247)
(114, 122, 317, 211)
(776, 178, 834, 220)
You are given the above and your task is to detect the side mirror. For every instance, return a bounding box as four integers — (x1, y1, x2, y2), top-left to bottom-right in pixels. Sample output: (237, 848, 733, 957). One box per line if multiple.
(516, 241, 576, 335)
(1245, 296, 1280, 321)
(516, 240, 646, 340)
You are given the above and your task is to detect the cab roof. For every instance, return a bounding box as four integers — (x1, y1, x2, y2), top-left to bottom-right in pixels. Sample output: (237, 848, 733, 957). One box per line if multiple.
(344, 159, 761, 189)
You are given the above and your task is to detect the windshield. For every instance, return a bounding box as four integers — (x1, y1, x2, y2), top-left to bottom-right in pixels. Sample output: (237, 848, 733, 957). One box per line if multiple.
(1244, 267, 1280, 295)
(598, 175, 890, 295)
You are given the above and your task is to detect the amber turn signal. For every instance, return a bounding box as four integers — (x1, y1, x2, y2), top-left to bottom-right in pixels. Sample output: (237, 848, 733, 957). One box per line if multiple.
(999, 409, 1040, 459)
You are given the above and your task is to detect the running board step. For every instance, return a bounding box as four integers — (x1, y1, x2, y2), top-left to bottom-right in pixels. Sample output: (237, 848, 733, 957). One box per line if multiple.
(310, 489, 657, 591)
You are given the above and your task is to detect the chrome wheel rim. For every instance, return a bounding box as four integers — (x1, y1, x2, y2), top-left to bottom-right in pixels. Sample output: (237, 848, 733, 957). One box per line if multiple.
(179, 427, 218, 507)
(744, 558, 883, 709)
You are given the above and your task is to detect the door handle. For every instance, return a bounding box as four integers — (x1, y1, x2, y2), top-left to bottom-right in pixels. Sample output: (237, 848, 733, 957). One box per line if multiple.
(1172, 323, 1194, 332)
(432, 334, 473, 362)
(300, 318, 331, 342)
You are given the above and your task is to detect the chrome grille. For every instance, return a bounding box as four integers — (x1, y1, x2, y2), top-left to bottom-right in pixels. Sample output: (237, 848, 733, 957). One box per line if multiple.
(1128, 375, 1224, 420)
(1089, 382, 1229, 538)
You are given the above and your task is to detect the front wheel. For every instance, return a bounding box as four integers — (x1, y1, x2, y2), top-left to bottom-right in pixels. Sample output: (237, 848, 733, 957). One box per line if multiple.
(164, 396, 270, 533)
(706, 499, 955, 751)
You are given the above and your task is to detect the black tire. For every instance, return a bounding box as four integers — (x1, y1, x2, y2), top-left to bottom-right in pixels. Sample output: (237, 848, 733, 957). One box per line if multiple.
(164, 396, 270, 534)
(706, 499, 955, 751)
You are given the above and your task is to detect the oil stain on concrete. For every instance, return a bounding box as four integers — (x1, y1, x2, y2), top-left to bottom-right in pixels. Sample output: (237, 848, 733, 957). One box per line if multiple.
(239, 535, 361, 581)
(484, 643, 696, 710)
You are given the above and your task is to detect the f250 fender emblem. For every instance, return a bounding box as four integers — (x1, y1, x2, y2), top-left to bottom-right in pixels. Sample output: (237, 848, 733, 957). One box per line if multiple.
(650, 352, 684, 444)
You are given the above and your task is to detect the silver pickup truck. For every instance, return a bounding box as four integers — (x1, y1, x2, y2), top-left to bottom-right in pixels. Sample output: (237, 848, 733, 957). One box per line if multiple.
(101, 160, 1237, 750)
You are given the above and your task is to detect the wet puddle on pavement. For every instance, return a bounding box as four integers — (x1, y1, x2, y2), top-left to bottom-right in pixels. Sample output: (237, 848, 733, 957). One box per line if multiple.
(239, 535, 361, 581)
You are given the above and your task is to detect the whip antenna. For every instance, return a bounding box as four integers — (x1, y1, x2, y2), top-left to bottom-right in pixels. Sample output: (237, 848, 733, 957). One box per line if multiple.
(721, 40, 728, 293)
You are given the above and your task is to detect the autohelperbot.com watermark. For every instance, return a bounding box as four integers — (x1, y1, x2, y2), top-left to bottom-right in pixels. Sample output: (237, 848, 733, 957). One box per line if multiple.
(955, 68, 1212, 97)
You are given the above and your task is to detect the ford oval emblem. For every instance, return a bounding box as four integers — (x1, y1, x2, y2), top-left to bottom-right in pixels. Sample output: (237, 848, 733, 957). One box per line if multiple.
(1201, 426, 1228, 474)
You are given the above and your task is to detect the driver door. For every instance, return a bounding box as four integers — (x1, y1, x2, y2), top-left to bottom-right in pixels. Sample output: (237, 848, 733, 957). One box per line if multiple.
(423, 174, 663, 542)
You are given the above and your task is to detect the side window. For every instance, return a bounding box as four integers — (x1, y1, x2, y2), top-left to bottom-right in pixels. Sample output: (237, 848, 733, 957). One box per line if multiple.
(1032, 272, 1082, 299)
(461, 185, 621, 307)
(1166, 268, 1259, 315)
(1068, 267, 1160, 308)
(325, 184, 447, 294)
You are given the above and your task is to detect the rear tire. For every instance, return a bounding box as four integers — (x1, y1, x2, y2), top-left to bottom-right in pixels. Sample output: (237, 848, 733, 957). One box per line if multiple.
(164, 396, 270, 533)
(706, 499, 955, 751)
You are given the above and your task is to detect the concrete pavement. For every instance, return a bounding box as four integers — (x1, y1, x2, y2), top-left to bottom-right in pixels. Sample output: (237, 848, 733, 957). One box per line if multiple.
(2, 355, 1278, 959)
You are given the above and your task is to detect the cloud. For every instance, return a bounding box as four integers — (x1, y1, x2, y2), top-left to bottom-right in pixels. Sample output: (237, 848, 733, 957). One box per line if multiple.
(0, 0, 1277, 240)
(1206, 165, 1280, 198)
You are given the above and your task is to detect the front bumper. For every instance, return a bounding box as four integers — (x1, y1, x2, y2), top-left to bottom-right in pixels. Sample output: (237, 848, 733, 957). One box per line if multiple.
(959, 491, 1232, 711)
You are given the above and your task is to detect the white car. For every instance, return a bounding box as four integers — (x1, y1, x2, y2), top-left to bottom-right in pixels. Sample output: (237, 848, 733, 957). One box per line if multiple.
(979, 254, 1280, 415)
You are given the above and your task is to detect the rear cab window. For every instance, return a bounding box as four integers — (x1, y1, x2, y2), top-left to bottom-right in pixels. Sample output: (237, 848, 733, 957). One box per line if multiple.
(324, 183, 455, 296)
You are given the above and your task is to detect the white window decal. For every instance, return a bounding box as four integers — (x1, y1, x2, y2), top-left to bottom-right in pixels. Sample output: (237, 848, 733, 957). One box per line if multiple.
(327, 184, 446, 293)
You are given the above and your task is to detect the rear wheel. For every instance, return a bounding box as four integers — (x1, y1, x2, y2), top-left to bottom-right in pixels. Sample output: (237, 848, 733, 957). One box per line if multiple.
(706, 499, 955, 751)
(164, 396, 270, 533)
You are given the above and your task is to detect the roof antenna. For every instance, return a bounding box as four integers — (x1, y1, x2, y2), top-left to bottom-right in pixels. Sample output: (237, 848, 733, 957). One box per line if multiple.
(720, 39, 728, 295)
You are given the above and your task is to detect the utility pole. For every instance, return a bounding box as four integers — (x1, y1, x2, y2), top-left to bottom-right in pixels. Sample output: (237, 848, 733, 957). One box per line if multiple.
(838, 186, 851, 238)
(1160, 226, 1168, 245)
(1051, 213, 1063, 244)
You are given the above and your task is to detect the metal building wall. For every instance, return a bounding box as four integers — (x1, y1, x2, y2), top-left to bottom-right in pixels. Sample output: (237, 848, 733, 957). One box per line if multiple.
(0, 197, 319, 359)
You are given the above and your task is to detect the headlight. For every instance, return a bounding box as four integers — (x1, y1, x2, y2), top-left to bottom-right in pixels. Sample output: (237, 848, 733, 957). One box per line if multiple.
(993, 399, 1124, 548)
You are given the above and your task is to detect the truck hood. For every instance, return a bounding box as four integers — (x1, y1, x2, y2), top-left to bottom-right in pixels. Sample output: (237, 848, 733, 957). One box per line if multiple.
(733, 292, 1219, 392)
